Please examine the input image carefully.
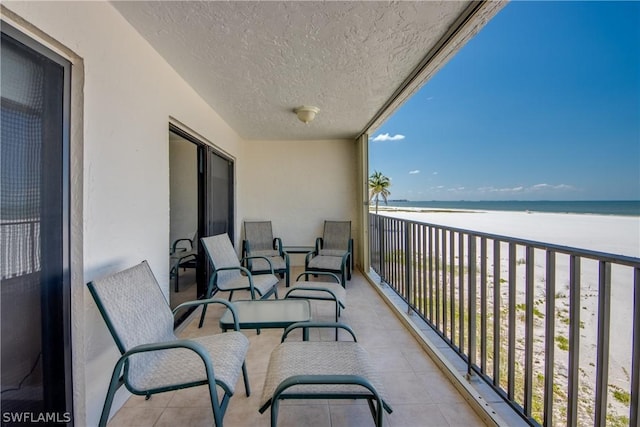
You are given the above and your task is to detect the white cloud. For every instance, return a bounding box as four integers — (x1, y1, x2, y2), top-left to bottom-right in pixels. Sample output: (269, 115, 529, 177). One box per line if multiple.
(532, 183, 576, 191)
(477, 184, 576, 194)
(372, 133, 405, 142)
(409, 170, 420, 174)
(432, 172, 438, 175)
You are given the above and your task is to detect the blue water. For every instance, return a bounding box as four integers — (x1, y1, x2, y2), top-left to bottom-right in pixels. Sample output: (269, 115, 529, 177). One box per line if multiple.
(383, 200, 640, 216)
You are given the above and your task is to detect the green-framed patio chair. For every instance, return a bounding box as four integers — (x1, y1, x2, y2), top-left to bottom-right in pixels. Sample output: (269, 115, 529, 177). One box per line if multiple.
(87, 260, 250, 427)
(259, 322, 392, 426)
(242, 221, 290, 287)
(304, 220, 353, 287)
(284, 272, 346, 339)
(199, 233, 279, 328)
(169, 231, 198, 293)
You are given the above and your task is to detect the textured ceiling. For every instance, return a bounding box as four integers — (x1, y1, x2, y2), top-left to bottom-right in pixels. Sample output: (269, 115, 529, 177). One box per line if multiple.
(112, 1, 484, 140)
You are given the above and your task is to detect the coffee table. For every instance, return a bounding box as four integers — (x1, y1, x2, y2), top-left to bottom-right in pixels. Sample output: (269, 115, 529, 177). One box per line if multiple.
(219, 299, 312, 338)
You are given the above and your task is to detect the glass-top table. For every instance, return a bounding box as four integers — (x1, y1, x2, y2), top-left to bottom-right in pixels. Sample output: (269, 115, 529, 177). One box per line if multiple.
(219, 299, 312, 336)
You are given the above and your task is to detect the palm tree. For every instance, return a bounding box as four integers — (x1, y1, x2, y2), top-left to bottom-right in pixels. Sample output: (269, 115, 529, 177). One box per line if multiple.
(369, 171, 391, 214)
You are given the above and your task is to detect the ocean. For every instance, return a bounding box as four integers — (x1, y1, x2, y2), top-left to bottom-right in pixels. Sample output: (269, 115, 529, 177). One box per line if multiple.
(383, 200, 640, 216)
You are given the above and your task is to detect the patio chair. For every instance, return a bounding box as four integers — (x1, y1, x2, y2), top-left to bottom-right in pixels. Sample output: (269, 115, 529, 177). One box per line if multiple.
(169, 231, 198, 293)
(87, 261, 250, 427)
(199, 233, 279, 328)
(304, 220, 353, 287)
(259, 322, 392, 427)
(242, 221, 290, 287)
(284, 272, 346, 339)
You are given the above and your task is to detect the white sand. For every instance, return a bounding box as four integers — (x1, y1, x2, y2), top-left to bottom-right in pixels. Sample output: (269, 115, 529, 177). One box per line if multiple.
(375, 207, 639, 422)
(377, 207, 640, 257)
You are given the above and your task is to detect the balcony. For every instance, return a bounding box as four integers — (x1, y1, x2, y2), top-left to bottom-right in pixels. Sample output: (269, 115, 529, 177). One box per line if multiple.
(106, 266, 492, 427)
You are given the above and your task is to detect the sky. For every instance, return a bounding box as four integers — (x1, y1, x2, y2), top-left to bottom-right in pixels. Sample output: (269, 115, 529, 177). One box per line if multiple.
(369, 1, 640, 202)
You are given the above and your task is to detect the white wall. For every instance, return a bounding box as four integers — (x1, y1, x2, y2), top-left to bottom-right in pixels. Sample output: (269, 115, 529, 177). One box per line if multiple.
(240, 139, 359, 265)
(2, 2, 244, 425)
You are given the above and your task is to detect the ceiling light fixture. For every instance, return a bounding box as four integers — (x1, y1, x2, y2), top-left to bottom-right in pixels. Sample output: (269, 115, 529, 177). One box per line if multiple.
(294, 106, 320, 124)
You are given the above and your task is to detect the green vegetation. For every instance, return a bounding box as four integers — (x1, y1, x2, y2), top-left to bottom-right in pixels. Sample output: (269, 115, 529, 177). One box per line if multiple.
(610, 385, 631, 406)
(515, 303, 545, 319)
(556, 335, 569, 351)
(606, 414, 630, 427)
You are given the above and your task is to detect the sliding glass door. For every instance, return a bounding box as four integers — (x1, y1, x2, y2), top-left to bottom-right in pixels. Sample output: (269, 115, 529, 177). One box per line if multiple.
(169, 125, 234, 309)
(1, 25, 73, 422)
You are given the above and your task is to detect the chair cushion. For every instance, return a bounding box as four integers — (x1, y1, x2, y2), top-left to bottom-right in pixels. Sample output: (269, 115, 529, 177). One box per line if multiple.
(219, 273, 279, 296)
(249, 256, 286, 272)
(261, 341, 385, 408)
(251, 249, 280, 258)
(319, 249, 347, 257)
(307, 255, 344, 271)
(127, 331, 249, 394)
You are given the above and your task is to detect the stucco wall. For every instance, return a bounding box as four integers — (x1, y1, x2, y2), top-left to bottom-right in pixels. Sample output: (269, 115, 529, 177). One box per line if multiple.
(240, 139, 360, 266)
(2, 2, 244, 425)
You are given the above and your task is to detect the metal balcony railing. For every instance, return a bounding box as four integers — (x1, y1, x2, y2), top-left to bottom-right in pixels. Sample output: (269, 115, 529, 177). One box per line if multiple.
(369, 213, 639, 427)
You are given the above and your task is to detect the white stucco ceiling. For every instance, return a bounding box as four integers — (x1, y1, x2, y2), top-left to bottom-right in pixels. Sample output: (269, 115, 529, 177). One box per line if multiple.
(112, 1, 503, 141)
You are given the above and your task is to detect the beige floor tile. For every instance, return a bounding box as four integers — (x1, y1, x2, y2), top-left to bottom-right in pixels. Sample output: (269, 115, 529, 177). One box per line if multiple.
(274, 404, 331, 427)
(380, 371, 435, 406)
(123, 391, 175, 408)
(387, 403, 450, 427)
(438, 402, 487, 426)
(153, 406, 213, 427)
(107, 406, 164, 427)
(167, 385, 215, 408)
(329, 403, 379, 427)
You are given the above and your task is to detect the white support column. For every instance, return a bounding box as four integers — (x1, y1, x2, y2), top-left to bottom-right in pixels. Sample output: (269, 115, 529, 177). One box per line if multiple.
(356, 133, 369, 272)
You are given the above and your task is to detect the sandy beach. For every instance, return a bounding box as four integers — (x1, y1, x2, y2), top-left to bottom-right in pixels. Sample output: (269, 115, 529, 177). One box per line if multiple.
(376, 206, 640, 257)
(374, 206, 639, 424)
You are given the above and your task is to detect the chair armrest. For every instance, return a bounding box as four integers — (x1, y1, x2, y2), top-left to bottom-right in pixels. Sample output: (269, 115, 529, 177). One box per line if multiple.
(171, 238, 193, 254)
(240, 255, 275, 274)
(210, 265, 258, 299)
(315, 237, 323, 252)
(116, 339, 235, 396)
(125, 339, 209, 359)
(172, 298, 241, 331)
(281, 322, 357, 342)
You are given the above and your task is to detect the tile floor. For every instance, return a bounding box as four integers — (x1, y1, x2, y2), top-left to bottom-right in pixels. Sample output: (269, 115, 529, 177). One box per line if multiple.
(108, 267, 487, 427)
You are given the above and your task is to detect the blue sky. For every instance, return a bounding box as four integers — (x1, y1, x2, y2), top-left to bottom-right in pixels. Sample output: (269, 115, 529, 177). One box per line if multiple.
(369, 1, 640, 201)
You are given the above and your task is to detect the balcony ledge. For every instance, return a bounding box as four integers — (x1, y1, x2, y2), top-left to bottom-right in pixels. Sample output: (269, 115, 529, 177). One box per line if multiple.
(365, 269, 529, 427)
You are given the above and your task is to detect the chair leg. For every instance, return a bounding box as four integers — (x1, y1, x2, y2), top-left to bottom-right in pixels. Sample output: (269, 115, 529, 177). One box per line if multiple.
(270, 398, 280, 427)
(99, 357, 127, 427)
(242, 362, 251, 397)
(208, 379, 224, 427)
(198, 305, 207, 328)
